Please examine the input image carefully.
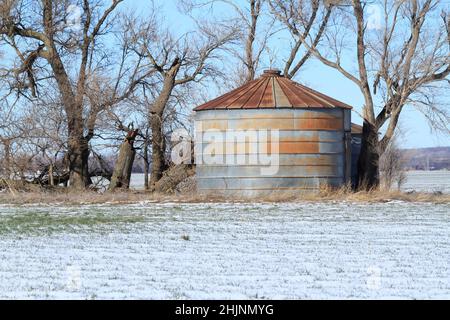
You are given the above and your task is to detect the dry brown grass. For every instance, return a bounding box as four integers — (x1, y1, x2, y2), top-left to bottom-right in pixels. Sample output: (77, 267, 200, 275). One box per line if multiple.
(0, 185, 448, 205)
(310, 185, 449, 204)
(257, 184, 450, 204)
(0, 187, 230, 205)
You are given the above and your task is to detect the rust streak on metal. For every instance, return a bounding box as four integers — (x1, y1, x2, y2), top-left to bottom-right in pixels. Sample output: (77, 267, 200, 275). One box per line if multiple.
(244, 78, 271, 109)
(277, 142, 320, 154)
(197, 78, 261, 110)
(258, 77, 275, 108)
(278, 78, 321, 107)
(221, 79, 265, 109)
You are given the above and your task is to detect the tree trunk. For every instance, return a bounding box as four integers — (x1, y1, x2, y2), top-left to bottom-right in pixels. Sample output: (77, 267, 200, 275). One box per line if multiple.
(149, 63, 180, 189)
(149, 112, 166, 188)
(47, 47, 92, 190)
(143, 131, 150, 190)
(153, 164, 195, 194)
(68, 135, 91, 189)
(243, 0, 260, 83)
(4, 140, 11, 179)
(357, 121, 380, 190)
(48, 164, 55, 186)
(109, 130, 138, 191)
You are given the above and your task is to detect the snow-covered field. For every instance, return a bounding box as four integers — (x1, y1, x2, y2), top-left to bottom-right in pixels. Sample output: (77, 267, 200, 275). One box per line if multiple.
(401, 171, 450, 193)
(1, 201, 449, 299)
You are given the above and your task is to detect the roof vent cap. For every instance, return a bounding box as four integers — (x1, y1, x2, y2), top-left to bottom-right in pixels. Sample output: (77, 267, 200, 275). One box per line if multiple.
(262, 69, 282, 77)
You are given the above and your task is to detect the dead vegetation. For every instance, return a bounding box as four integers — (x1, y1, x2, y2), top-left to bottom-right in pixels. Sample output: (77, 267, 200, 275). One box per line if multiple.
(260, 185, 450, 204)
(0, 184, 448, 205)
(152, 164, 196, 193)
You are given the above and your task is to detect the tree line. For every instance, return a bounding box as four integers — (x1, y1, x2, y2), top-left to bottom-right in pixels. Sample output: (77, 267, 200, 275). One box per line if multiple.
(0, 0, 448, 192)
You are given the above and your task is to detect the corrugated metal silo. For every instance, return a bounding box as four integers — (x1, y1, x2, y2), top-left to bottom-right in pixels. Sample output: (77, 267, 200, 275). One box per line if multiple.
(193, 70, 353, 197)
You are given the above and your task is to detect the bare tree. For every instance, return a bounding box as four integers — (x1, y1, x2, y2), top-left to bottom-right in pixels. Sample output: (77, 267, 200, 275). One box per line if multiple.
(380, 134, 406, 191)
(0, 99, 19, 179)
(127, 13, 238, 190)
(0, 94, 44, 182)
(271, 0, 449, 189)
(269, 0, 334, 79)
(109, 124, 139, 190)
(180, 0, 273, 84)
(0, 0, 148, 189)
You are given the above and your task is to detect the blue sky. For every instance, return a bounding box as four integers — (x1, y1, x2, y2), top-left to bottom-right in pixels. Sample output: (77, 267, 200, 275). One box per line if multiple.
(121, 0, 449, 149)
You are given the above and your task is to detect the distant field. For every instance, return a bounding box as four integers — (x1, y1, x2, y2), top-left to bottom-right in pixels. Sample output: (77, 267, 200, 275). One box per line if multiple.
(401, 171, 450, 193)
(0, 202, 449, 299)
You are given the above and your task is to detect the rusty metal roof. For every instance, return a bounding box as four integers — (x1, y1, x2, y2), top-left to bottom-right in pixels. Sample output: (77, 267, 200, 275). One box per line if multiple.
(194, 69, 353, 111)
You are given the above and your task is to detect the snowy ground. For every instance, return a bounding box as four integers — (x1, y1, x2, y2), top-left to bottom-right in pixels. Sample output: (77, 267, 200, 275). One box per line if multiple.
(401, 171, 450, 193)
(0, 201, 449, 299)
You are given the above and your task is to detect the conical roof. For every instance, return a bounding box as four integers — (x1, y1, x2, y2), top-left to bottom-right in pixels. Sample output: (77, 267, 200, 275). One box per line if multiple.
(194, 69, 352, 111)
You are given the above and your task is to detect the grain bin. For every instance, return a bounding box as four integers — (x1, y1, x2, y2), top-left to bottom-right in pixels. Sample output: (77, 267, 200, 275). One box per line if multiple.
(193, 70, 353, 197)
